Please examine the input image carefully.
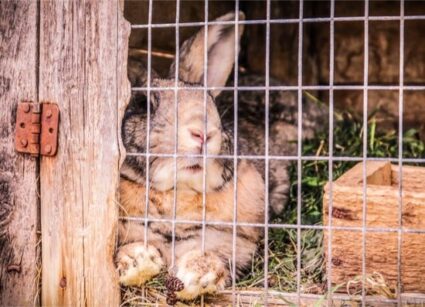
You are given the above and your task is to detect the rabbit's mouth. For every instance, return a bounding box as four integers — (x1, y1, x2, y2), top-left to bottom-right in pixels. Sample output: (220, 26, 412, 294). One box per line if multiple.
(184, 164, 203, 172)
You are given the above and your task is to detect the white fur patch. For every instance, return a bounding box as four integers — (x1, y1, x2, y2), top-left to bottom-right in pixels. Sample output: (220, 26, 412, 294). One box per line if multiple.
(117, 243, 164, 286)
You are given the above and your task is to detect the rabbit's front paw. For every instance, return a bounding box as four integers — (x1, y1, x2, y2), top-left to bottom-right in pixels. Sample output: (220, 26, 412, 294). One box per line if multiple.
(172, 250, 227, 300)
(116, 242, 164, 286)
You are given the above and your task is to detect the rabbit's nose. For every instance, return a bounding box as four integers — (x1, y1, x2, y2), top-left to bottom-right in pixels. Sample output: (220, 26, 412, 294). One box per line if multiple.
(190, 129, 205, 145)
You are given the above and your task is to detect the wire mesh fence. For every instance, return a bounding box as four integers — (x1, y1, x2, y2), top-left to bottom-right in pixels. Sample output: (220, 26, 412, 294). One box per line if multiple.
(119, 0, 425, 306)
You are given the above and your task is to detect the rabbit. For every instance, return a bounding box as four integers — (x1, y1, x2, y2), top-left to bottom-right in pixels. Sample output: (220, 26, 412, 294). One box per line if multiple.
(117, 10, 326, 301)
(118, 12, 265, 301)
(216, 73, 326, 214)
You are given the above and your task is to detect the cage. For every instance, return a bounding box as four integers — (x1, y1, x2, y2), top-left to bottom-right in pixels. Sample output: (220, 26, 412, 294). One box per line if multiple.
(1, 1, 425, 306)
(119, 0, 425, 306)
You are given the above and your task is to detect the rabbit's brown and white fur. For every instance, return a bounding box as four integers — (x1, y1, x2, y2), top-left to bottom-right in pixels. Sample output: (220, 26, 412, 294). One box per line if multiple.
(118, 12, 265, 300)
(117, 11, 324, 300)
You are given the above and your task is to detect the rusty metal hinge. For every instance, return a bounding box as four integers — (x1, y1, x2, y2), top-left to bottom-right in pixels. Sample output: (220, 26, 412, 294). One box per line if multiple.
(15, 101, 59, 157)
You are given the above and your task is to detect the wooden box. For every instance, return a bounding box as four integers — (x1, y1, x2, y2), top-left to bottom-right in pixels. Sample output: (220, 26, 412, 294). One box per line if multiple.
(323, 161, 425, 293)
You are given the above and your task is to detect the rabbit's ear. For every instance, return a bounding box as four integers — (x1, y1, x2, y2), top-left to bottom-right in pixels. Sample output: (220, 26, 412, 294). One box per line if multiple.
(128, 54, 159, 87)
(169, 11, 245, 97)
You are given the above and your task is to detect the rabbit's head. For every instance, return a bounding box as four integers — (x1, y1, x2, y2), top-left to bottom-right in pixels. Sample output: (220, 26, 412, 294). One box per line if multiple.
(123, 12, 245, 193)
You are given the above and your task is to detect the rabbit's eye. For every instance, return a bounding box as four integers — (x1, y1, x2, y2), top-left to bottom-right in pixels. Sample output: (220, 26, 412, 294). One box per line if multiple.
(150, 92, 160, 111)
(192, 132, 202, 139)
(206, 131, 218, 141)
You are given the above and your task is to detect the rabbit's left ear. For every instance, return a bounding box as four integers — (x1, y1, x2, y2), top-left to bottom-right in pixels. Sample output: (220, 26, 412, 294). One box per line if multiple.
(169, 11, 245, 97)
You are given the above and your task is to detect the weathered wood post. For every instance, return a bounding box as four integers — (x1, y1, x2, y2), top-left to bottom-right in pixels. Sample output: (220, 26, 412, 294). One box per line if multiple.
(0, 1, 40, 305)
(1, 0, 131, 305)
(39, 1, 130, 306)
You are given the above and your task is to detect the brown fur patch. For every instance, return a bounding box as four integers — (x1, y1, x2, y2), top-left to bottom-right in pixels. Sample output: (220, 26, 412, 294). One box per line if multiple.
(118, 160, 264, 274)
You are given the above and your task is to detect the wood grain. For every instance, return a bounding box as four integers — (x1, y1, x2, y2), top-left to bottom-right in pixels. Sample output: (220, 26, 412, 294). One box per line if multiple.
(324, 161, 425, 293)
(214, 289, 425, 306)
(39, 1, 130, 305)
(0, 1, 40, 305)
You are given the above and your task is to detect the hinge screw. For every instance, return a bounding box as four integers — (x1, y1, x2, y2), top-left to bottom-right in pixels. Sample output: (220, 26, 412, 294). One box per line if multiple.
(20, 139, 28, 147)
(22, 104, 30, 113)
(46, 109, 53, 118)
(45, 144, 52, 154)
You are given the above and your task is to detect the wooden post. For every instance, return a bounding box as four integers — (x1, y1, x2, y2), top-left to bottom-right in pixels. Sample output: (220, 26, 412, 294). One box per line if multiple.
(39, 1, 130, 306)
(0, 1, 40, 305)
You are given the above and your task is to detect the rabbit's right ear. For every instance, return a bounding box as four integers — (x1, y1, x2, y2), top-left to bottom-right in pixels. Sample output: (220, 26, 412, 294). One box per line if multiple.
(169, 11, 245, 97)
(128, 54, 159, 87)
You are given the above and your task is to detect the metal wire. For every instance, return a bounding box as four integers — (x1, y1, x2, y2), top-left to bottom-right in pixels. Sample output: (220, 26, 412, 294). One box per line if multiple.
(397, 1, 406, 305)
(200, 2, 209, 306)
(361, 0, 370, 305)
(231, 2, 240, 305)
(200, 0, 209, 257)
(126, 152, 425, 164)
(132, 84, 425, 91)
(326, 1, 335, 305)
(123, 1, 425, 305)
(296, 0, 304, 305)
(263, 0, 271, 305)
(142, 0, 153, 247)
(130, 14, 425, 29)
(120, 216, 425, 234)
(170, 0, 181, 268)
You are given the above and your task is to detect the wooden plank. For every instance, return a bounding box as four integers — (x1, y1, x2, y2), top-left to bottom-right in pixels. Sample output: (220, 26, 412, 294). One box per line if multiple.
(39, 1, 130, 305)
(39, 1, 85, 304)
(324, 184, 425, 229)
(324, 161, 425, 293)
(0, 1, 40, 305)
(140, 288, 425, 306)
(214, 290, 425, 306)
(83, 2, 130, 306)
(325, 161, 392, 188)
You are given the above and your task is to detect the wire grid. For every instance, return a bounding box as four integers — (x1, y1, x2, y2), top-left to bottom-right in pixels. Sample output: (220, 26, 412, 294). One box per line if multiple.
(397, 1, 406, 305)
(230, 1, 241, 305)
(326, 1, 335, 305)
(361, 0, 370, 304)
(295, 1, 304, 306)
(263, 0, 271, 305)
(122, 1, 425, 306)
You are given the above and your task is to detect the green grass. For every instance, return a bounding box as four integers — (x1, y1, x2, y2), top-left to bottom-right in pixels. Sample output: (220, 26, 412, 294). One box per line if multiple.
(237, 101, 425, 295)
